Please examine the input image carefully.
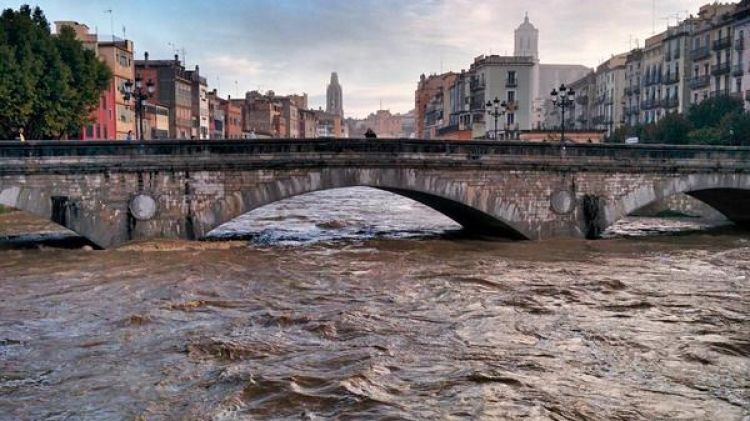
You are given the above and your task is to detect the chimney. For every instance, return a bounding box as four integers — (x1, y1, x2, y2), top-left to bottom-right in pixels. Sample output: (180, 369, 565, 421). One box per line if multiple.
(144, 51, 149, 67)
(174, 54, 179, 63)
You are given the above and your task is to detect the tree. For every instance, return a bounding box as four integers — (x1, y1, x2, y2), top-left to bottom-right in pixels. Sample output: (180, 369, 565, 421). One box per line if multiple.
(652, 112, 693, 144)
(718, 111, 750, 146)
(686, 127, 723, 145)
(0, 5, 111, 140)
(686, 95, 744, 130)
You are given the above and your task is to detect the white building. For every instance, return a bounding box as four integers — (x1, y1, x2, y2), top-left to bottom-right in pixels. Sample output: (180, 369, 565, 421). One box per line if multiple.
(470, 55, 539, 138)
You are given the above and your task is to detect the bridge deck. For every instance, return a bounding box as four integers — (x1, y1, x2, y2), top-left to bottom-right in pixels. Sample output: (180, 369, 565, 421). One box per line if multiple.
(0, 139, 748, 176)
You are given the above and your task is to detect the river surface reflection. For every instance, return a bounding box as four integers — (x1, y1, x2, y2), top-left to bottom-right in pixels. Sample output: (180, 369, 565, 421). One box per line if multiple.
(0, 187, 748, 420)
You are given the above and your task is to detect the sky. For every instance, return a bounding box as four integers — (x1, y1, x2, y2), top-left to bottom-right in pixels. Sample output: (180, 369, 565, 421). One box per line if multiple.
(8, 0, 708, 118)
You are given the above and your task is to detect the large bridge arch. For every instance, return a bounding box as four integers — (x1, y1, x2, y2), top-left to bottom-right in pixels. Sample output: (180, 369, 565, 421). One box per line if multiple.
(190, 167, 533, 241)
(605, 173, 750, 230)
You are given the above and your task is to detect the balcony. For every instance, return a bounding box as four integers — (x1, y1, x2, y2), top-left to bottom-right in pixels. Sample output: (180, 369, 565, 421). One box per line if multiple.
(710, 89, 730, 97)
(641, 99, 659, 110)
(711, 62, 731, 76)
(604, 97, 614, 106)
(644, 74, 662, 87)
(576, 95, 588, 105)
(736, 38, 745, 51)
(469, 79, 485, 92)
(713, 36, 732, 51)
(663, 72, 680, 84)
(595, 94, 606, 104)
(733, 63, 744, 77)
(690, 46, 711, 61)
(505, 78, 518, 88)
(689, 75, 710, 89)
(664, 96, 679, 109)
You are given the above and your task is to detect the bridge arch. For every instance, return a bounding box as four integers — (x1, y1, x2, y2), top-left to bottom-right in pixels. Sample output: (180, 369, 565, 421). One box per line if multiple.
(605, 173, 750, 230)
(191, 168, 532, 241)
(0, 185, 117, 248)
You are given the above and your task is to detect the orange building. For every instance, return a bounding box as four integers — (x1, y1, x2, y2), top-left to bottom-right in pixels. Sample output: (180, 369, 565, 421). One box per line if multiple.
(415, 72, 457, 139)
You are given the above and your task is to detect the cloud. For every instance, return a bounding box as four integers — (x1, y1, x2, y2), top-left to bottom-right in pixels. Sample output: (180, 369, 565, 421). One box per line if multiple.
(24, 0, 712, 117)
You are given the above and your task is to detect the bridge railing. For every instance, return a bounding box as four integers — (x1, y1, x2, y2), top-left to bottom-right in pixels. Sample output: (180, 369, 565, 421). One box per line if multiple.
(0, 139, 748, 173)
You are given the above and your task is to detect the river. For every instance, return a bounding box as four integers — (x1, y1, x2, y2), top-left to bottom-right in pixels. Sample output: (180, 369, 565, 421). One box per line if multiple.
(0, 187, 748, 420)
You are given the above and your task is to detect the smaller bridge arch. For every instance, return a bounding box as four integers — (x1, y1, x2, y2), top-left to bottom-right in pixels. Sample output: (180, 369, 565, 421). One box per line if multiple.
(0, 185, 124, 248)
(606, 173, 750, 230)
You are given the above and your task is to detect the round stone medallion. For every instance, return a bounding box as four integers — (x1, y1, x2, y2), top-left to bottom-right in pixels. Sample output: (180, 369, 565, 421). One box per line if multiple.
(129, 194, 158, 221)
(550, 190, 575, 215)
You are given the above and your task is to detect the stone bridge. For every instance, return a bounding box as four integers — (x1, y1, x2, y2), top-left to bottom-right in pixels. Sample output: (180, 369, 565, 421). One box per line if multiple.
(0, 139, 748, 248)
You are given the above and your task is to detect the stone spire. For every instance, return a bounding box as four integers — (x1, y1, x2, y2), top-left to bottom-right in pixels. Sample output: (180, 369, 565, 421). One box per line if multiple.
(326, 72, 343, 117)
(514, 13, 539, 61)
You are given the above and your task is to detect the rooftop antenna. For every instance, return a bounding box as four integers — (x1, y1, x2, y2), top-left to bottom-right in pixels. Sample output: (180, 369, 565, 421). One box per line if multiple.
(122, 25, 126, 40)
(104, 9, 114, 41)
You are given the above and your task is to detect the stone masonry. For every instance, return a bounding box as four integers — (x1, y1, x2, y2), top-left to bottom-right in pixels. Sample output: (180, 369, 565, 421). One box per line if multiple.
(0, 140, 748, 248)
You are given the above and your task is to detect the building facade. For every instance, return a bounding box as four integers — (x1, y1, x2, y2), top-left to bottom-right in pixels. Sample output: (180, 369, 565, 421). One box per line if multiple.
(186, 66, 209, 139)
(135, 54, 193, 139)
(56, 21, 135, 140)
(223, 96, 243, 139)
(415, 72, 457, 139)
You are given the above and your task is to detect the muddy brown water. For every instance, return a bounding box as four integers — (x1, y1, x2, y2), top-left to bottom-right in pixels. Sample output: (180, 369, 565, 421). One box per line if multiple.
(0, 188, 748, 420)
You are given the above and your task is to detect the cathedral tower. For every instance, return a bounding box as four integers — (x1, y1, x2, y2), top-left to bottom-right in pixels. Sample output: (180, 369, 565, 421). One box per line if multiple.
(326, 72, 343, 117)
(514, 13, 539, 61)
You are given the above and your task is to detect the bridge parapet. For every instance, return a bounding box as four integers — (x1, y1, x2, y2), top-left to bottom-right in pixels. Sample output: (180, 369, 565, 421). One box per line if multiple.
(0, 139, 748, 176)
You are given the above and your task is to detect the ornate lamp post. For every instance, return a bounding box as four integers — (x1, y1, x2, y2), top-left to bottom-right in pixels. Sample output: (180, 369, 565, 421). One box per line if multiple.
(486, 97, 508, 140)
(123, 75, 155, 140)
(550, 84, 575, 150)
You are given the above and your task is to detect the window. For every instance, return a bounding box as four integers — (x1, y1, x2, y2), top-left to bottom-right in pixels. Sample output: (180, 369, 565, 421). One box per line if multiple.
(507, 91, 515, 102)
(507, 113, 514, 126)
(118, 53, 129, 67)
(85, 125, 94, 138)
(507, 70, 516, 83)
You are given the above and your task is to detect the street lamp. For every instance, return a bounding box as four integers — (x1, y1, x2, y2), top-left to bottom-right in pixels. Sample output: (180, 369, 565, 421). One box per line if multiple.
(550, 83, 575, 151)
(123, 75, 155, 140)
(486, 97, 508, 140)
